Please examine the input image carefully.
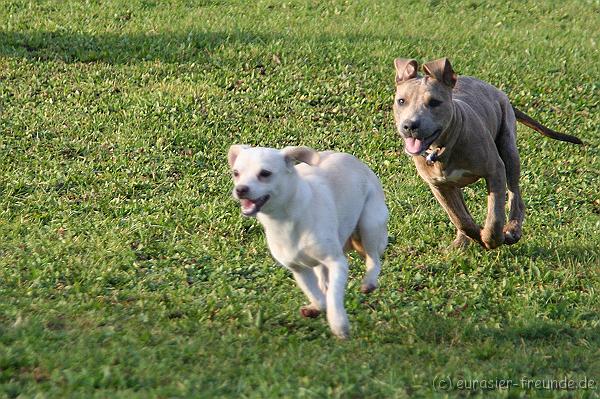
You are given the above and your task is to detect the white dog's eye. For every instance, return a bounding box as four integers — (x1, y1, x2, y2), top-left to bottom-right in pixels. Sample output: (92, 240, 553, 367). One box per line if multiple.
(397, 98, 405, 106)
(232, 170, 239, 178)
(258, 169, 272, 179)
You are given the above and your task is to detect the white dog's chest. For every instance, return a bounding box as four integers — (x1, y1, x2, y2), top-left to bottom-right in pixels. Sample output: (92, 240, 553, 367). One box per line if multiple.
(269, 246, 319, 268)
(267, 238, 321, 269)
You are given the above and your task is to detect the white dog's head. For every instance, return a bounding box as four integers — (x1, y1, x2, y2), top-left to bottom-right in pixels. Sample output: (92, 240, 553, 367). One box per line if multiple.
(227, 145, 320, 217)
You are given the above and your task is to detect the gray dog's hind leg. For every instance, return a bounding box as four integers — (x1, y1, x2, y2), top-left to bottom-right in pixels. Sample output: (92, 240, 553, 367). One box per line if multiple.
(482, 170, 507, 249)
(497, 109, 525, 245)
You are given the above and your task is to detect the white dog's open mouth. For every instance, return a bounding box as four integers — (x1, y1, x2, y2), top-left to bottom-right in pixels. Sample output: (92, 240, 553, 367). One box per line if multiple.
(240, 195, 270, 216)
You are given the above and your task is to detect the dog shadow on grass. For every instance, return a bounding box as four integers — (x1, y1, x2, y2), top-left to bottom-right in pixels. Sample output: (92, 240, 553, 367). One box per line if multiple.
(506, 242, 600, 265)
(404, 311, 600, 345)
(0, 29, 422, 65)
(375, 240, 600, 351)
(0, 30, 273, 64)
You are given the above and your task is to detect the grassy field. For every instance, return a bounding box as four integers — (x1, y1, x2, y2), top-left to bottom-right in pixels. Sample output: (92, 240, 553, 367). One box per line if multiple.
(1, 0, 599, 397)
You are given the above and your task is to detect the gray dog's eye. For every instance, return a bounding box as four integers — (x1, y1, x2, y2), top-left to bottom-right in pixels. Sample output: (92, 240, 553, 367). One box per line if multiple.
(397, 98, 405, 106)
(429, 99, 443, 108)
(258, 169, 272, 179)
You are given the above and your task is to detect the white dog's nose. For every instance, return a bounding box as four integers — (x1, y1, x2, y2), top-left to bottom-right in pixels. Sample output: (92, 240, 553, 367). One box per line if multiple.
(235, 185, 250, 197)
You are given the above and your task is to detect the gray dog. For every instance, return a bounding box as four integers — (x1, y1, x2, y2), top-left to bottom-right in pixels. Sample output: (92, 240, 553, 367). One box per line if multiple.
(393, 57, 582, 249)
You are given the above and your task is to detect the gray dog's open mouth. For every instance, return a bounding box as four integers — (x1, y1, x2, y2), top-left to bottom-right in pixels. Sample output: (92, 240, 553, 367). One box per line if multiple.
(404, 129, 442, 155)
(240, 195, 270, 216)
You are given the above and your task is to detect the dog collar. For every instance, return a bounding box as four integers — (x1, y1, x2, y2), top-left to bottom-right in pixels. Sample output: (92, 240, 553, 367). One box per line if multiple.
(422, 147, 445, 165)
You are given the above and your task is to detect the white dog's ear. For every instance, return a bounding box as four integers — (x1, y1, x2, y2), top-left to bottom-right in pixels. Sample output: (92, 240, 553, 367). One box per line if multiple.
(394, 58, 418, 84)
(423, 58, 457, 88)
(228, 144, 250, 167)
(281, 146, 320, 167)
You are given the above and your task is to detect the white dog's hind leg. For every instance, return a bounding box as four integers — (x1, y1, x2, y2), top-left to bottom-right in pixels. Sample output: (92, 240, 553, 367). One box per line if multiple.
(356, 197, 388, 293)
(361, 255, 382, 294)
(323, 256, 350, 339)
(291, 267, 326, 318)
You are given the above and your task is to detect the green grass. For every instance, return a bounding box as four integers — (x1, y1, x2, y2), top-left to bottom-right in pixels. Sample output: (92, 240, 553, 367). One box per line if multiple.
(1, 0, 599, 397)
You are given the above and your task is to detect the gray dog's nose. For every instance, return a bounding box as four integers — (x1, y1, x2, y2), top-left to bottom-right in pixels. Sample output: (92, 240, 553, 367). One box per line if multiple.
(402, 120, 420, 134)
(236, 185, 250, 197)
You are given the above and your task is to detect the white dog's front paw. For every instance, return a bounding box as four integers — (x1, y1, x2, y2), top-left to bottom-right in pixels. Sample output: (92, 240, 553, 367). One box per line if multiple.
(331, 323, 350, 339)
(300, 305, 322, 318)
(360, 283, 377, 294)
(328, 314, 350, 339)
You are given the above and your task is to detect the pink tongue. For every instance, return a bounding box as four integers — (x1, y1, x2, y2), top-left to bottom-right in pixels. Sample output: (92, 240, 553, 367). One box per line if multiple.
(405, 137, 423, 154)
(241, 199, 254, 208)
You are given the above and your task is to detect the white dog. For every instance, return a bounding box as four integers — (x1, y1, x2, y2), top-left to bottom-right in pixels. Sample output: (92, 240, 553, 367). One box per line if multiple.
(228, 145, 388, 338)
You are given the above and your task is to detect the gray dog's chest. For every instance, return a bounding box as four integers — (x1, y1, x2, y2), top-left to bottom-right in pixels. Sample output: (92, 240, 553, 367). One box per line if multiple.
(418, 162, 479, 187)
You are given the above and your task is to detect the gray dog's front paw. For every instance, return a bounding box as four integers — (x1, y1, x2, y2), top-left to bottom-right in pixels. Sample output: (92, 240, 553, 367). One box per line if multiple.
(504, 231, 517, 245)
(481, 227, 505, 250)
(503, 221, 522, 245)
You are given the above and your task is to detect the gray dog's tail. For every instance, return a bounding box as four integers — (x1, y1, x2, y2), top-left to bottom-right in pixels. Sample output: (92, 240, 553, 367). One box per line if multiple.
(512, 106, 583, 145)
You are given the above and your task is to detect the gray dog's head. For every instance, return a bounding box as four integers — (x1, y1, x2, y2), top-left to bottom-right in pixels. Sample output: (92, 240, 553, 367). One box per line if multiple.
(392, 58, 457, 156)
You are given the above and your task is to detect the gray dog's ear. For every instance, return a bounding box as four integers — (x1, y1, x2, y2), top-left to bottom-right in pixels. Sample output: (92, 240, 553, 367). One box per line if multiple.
(394, 58, 419, 84)
(280, 146, 320, 167)
(423, 58, 457, 88)
(228, 144, 250, 167)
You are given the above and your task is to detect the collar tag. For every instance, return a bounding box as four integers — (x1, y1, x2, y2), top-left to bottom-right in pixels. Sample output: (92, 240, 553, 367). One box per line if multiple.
(423, 147, 444, 165)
